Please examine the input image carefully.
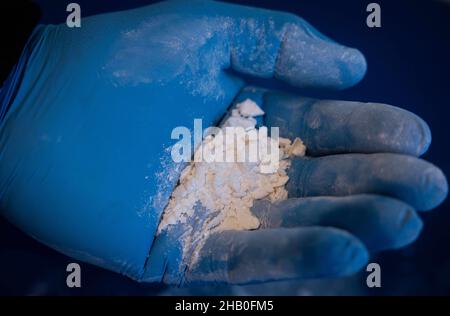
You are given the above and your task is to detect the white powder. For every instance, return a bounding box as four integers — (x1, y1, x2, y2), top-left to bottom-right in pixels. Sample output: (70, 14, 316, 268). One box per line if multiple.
(236, 98, 265, 117)
(157, 99, 306, 265)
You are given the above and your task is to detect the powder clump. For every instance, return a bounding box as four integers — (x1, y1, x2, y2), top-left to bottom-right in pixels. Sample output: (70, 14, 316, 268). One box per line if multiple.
(157, 99, 306, 263)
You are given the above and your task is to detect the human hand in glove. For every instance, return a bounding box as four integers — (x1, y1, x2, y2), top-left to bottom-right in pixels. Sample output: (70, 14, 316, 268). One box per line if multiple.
(0, 0, 447, 285)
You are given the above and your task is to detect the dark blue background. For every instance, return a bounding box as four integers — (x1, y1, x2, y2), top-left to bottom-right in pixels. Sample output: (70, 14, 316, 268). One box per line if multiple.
(1, 0, 449, 295)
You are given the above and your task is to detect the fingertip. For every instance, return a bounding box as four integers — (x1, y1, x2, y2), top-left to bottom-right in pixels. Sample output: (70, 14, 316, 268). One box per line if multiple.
(304, 228, 368, 278)
(392, 207, 423, 249)
(275, 24, 367, 90)
(416, 116, 432, 156)
(420, 165, 448, 211)
(325, 230, 369, 277)
(358, 197, 424, 251)
(343, 240, 370, 276)
(297, 15, 368, 88)
(336, 47, 367, 89)
(387, 108, 431, 157)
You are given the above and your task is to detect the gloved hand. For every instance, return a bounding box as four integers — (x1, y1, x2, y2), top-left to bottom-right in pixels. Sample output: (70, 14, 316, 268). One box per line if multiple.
(0, 0, 447, 286)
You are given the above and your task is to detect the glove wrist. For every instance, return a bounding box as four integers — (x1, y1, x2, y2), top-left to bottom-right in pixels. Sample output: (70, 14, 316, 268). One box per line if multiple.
(0, 25, 47, 126)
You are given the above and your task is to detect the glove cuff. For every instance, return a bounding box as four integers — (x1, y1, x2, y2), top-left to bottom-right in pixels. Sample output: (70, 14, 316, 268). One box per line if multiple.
(0, 25, 47, 126)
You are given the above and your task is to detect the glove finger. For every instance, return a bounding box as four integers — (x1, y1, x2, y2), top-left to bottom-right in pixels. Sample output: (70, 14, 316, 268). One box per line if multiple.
(230, 87, 431, 157)
(220, 2, 366, 89)
(252, 194, 422, 252)
(287, 153, 448, 211)
(186, 227, 368, 285)
(263, 91, 431, 157)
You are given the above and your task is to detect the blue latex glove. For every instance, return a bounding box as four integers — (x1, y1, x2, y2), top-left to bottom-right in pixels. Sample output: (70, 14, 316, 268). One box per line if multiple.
(0, 0, 447, 286)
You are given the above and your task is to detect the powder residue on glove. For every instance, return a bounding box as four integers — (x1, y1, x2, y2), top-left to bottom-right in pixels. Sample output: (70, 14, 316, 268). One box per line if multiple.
(157, 99, 306, 264)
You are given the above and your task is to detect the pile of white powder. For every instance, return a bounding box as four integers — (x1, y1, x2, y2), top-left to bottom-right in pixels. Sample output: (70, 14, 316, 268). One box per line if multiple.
(157, 99, 306, 265)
